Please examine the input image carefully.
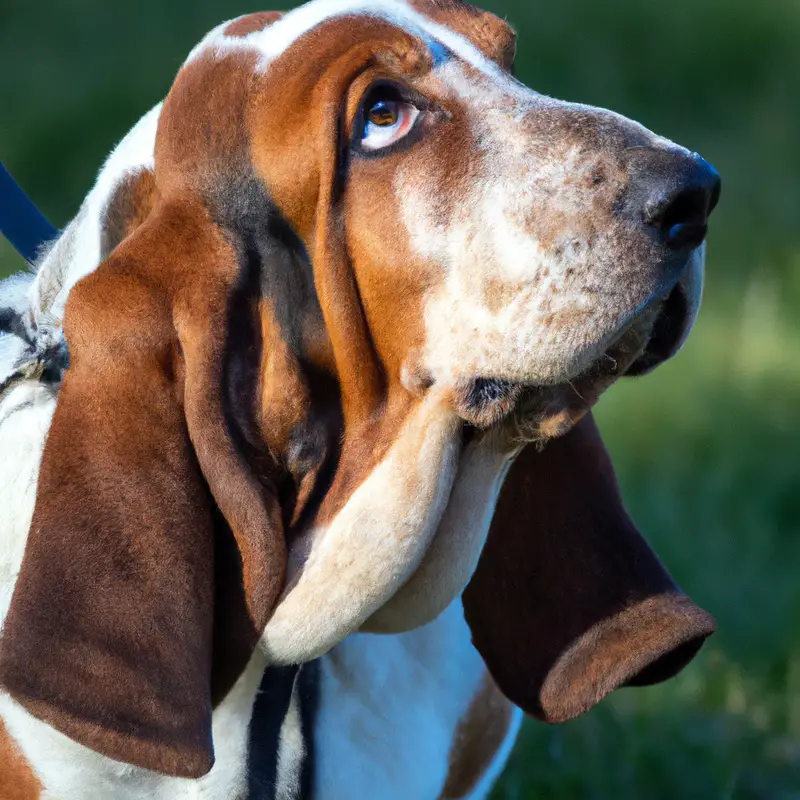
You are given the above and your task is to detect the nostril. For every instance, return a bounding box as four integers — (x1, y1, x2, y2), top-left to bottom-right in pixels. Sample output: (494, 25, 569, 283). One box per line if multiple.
(635, 152, 721, 252)
(665, 221, 707, 251)
(645, 187, 710, 251)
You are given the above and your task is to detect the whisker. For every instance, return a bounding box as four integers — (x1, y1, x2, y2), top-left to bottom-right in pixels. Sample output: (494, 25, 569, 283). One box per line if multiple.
(566, 379, 586, 402)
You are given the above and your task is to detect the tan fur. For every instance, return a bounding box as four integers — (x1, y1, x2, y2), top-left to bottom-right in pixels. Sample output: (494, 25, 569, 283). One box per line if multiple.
(224, 11, 284, 37)
(440, 674, 514, 799)
(0, 720, 40, 800)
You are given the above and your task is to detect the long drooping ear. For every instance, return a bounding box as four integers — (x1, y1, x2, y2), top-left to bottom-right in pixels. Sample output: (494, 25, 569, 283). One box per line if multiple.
(0, 200, 285, 778)
(462, 414, 716, 723)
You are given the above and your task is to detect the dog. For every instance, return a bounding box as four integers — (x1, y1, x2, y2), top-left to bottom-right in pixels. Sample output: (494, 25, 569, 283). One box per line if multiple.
(0, 1, 720, 797)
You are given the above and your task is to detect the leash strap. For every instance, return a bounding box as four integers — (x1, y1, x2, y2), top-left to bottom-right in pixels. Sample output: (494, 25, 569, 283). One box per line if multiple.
(0, 162, 66, 394)
(0, 161, 59, 264)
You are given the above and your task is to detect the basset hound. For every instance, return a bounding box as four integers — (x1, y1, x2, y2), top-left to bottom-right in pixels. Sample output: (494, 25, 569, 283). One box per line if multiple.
(0, 0, 721, 797)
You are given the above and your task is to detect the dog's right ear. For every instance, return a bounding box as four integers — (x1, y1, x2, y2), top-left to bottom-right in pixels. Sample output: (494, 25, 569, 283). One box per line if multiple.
(0, 198, 286, 778)
(411, 0, 517, 70)
(463, 414, 716, 724)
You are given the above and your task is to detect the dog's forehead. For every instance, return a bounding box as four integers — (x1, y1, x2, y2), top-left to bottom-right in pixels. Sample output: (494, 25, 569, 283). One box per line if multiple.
(184, 0, 512, 83)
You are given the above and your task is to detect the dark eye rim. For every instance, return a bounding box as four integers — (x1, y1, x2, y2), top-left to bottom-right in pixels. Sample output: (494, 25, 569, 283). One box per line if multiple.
(350, 79, 431, 159)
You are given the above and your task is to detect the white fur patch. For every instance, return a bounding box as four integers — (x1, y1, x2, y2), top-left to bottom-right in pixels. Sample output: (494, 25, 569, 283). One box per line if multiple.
(0, 273, 33, 318)
(367, 430, 517, 632)
(275, 673, 305, 800)
(313, 600, 503, 799)
(187, 0, 514, 89)
(0, 273, 36, 390)
(396, 59, 705, 391)
(0, 385, 56, 626)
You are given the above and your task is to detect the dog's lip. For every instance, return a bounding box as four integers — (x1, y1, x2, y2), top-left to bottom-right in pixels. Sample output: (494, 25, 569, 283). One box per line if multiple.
(449, 258, 699, 437)
(624, 281, 691, 376)
(453, 300, 664, 435)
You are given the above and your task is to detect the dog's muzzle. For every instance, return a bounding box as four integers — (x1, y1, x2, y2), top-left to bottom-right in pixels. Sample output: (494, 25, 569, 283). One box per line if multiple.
(454, 240, 707, 439)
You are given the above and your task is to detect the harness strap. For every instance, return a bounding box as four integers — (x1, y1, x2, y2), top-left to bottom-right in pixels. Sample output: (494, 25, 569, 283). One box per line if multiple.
(0, 161, 59, 264)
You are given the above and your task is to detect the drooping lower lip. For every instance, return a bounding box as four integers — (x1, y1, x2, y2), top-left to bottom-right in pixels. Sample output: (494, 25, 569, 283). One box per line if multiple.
(451, 377, 522, 428)
(453, 300, 666, 437)
(625, 282, 690, 376)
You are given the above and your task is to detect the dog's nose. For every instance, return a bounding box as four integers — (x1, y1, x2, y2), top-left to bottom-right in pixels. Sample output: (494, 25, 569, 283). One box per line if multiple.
(632, 151, 721, 252)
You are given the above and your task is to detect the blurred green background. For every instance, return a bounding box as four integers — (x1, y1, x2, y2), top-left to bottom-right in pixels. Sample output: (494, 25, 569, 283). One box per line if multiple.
(2, 0, 799, 797)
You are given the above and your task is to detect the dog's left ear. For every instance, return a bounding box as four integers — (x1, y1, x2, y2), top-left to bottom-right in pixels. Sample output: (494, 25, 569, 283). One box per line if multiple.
(0, 198, 286, 778)
(463, 414, 716, 723)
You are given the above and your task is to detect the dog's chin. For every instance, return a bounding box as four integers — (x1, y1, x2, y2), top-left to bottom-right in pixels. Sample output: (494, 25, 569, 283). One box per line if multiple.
(453, 282, 696, 443)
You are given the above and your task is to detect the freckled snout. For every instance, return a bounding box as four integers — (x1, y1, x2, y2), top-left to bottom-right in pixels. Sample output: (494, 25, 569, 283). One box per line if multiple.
(399, 68, 723, 436)
(628, 149, 721, 254)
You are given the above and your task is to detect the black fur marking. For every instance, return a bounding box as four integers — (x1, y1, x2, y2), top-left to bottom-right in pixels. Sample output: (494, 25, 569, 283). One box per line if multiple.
(0, 306, 30, 342)
(452, 377, 521, 427)
(297, 660, 320, 800)
(247, 664, 300, 799)
(468, 377, 514, 406)
(246, 660, 320, 799)
(40, 339, 69, 382)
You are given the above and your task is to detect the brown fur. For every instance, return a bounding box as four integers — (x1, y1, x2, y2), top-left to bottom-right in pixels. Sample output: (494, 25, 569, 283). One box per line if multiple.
(248, 16, 439, 526)
(412, 0, 517, 68)
(440, 674, 514, 799)
(0, 721, 40, 800)
(100, 168, 157, 257)
(224, 11, 284, 37)
(463, 414, 716, 723)
(0, 198, 287, 778)
(0, 19, 452, 776)
(157, 51, 255, 196)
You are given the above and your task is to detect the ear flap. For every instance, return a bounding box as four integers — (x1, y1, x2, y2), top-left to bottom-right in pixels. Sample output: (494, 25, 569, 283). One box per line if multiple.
(411, 0, 517, 70)
(0, 203, 285, 777)
(462, 414, 715, 723)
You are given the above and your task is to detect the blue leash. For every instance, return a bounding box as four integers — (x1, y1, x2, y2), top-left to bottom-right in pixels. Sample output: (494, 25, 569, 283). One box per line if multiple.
(0, 161, 68, 386)
(0, 161, 59, 264)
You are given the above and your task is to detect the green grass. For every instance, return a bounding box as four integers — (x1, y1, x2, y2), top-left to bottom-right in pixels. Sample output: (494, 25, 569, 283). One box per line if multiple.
(2, 0, 799, 796)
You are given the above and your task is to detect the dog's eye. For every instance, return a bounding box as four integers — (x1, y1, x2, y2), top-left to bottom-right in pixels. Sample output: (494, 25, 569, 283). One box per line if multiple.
(360, 88, 420, 152)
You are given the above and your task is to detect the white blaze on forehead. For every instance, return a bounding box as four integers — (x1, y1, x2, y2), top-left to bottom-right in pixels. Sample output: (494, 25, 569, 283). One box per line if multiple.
(184, 0, 515, 86)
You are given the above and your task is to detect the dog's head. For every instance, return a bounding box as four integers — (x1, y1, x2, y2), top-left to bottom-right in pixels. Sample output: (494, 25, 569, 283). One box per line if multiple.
(0, 0, 718, 778)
